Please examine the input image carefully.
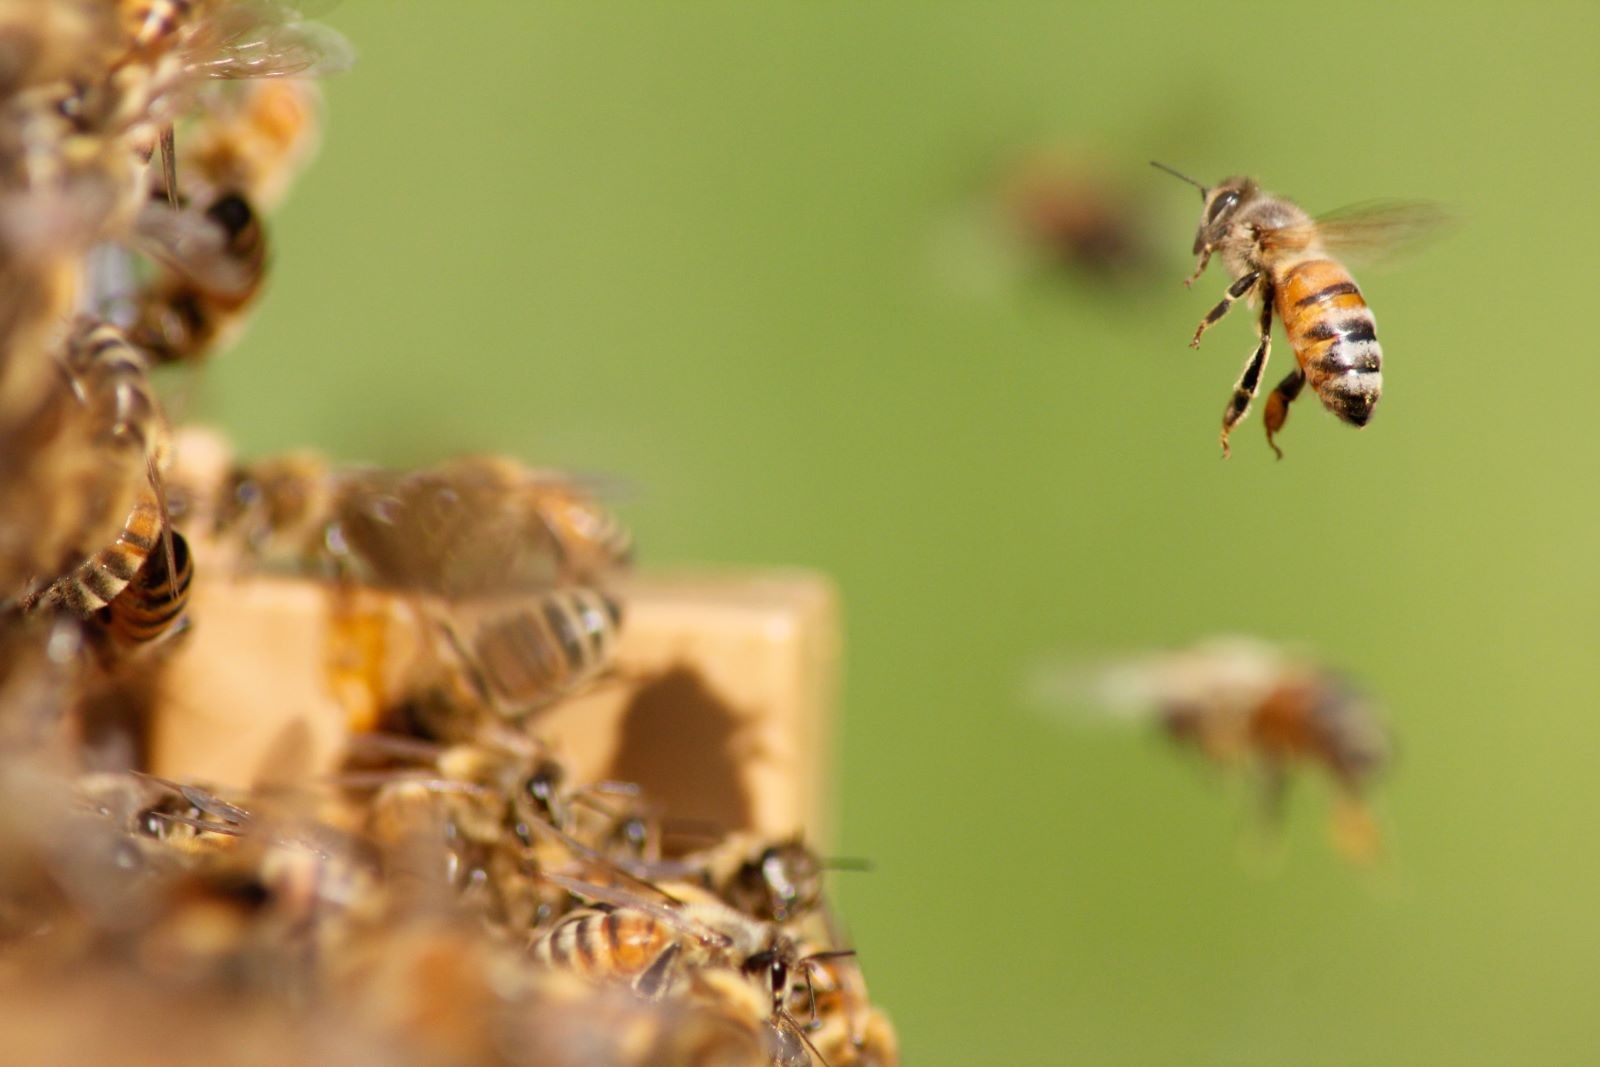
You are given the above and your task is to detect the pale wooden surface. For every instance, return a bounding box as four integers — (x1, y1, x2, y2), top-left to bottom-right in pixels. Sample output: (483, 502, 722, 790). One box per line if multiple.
(150, 564, 839, 844)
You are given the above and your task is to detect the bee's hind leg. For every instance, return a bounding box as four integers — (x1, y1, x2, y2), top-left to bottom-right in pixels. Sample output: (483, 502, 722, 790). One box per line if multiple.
(1218, 289, 1273, 458)
(1263, 368, 1306, 460)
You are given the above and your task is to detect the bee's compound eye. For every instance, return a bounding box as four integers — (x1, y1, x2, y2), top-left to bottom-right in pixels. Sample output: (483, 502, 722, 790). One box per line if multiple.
(1206, 191, 1241, 223)
(205, 193, 255, 238)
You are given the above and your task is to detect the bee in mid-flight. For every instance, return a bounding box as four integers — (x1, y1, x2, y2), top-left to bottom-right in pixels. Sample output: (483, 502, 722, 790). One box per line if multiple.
(1041, 636, 1392, 862)
(1152, 163, 1443, 457)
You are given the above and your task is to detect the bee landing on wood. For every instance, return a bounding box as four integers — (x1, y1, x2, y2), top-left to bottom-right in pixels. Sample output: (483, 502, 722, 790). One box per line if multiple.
(1152, 163, 1445, 458)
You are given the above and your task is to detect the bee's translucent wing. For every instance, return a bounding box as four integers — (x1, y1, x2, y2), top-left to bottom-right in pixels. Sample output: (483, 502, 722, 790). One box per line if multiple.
(190, 2, 355, 80)
(1020, 653, 1169, 728)
(1024, 637, 1292, 728)
(1262, 200, 1453, 266)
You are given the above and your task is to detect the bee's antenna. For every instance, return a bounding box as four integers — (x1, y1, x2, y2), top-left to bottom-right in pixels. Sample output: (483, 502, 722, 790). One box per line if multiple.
(1150, 161, 1207, 197)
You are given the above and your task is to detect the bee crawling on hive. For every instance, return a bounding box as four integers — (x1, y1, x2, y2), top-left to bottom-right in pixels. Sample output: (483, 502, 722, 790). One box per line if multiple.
(1031, 636, 1391, 862)
(534, 872, 863, 1066)
(1152, 163, 1446, 457)
(9, 318, 192, 659)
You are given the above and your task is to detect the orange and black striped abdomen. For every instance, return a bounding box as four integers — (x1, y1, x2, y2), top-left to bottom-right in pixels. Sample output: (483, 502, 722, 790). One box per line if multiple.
(101, 528, 192, 647)
(471, 588, 622, 710)
(37, 490, 164, 616)
(535, 908, 682, 998)
(1275, 259, 1382, 427)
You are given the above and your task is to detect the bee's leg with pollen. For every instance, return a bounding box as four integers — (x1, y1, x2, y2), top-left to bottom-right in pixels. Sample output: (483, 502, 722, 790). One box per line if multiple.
(1218, 291, 1273, 458)
(1190, 270, 1260, 348)
(1262, 368, 1306, 460)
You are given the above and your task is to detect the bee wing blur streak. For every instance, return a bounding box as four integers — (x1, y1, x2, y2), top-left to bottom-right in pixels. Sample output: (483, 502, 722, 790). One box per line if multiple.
(1262, 200, 1452, 266)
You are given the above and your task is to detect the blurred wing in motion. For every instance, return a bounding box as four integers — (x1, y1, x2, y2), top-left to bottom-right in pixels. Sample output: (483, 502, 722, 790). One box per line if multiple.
(1262, 200, 1454, 267)
(1021, 652, 1169, 729)
(1024, 636, 1293, 729)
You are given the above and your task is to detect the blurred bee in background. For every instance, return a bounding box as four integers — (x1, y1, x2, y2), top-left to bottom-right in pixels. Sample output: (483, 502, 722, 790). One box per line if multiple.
(200, 453, 632, 724)
(110, 0, 350, 207)
(933, 142, 1165, 304)
(999, 147, 1159, 286)
(431, 587, 623, 721)
(1030, 636, 1391, 862)
(209, 453, 633, 591)
(124, 77, 324, 362)
(1153, 163, 1446, 457)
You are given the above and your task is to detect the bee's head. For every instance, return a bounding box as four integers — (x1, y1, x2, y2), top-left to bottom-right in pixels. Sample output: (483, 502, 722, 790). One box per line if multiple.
(1193, 175, 1259, 253)
(1151, 163, 1259, 253)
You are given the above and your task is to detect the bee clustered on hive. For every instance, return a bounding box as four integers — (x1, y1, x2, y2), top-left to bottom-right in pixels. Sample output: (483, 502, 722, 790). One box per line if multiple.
(0, 4, 895, 1064)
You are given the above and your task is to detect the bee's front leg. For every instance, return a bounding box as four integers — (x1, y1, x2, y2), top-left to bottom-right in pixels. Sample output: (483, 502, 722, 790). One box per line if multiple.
(1190, 269, 1260, 349)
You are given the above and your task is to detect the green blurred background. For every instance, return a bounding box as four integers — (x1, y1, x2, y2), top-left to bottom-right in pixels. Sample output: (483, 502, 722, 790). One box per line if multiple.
(203, 4, 1600, 1064)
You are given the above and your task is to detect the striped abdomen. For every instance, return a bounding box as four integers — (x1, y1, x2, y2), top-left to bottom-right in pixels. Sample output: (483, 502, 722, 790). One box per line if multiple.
(467, 587, 622, 712)
(534, 908, 683, 998)
(100, 528, 192, 647)
(28, 320, 173, 617)
(65, 319, 166, 458)
(36, 488, 164, 615)
(1275, 259, 1382, 427)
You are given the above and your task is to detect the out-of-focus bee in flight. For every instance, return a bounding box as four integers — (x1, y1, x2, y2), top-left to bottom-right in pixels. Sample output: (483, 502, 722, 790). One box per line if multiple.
(112, 0, 351, 207)
(195, 452, 632, 721)
(999, 147, 1160, 286)
(1152, 163, 1447, 458)
(933, 144, 1163, 301)
(209, 453, 633, 591)
(121, 77, 323, 362)
(1030, 636, 1391, 862)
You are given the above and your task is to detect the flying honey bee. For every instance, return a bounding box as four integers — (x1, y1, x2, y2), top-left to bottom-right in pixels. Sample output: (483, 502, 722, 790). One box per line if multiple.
(432, 587, 623, 718)
(1000, 150, 1157, 285)
(110, 0, 350, 206)
(198, 453, 632, 720)
(1039, 636, 1391, 861)
(1152, 163, 1445, 457)
(125, 78, 323, 362)
(211, 453, 633, 591)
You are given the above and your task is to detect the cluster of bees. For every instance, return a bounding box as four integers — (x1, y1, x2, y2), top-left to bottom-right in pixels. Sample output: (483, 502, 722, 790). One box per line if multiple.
(0, 3, 894, 1065)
